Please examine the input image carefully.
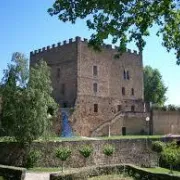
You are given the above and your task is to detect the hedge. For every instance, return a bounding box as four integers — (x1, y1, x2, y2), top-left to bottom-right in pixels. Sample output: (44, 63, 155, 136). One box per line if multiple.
(50, 164, 180, 180)
(0, 165, 26, 180)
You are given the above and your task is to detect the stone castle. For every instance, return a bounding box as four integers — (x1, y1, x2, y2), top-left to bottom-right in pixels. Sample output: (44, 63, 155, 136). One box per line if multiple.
(30, 37, 149, 136)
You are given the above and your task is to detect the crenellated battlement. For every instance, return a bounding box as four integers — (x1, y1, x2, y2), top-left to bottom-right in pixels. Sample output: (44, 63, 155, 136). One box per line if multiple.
(30, 37, 140, 56)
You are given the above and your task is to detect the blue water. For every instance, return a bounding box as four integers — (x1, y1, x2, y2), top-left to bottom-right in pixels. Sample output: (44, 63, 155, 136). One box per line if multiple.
(61, 111, 73, 137)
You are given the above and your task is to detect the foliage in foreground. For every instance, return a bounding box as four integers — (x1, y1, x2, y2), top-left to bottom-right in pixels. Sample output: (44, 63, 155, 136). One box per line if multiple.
(0, 52, 58, 144)
(48, 0, 180, 65)
(152, 141, 180, 173)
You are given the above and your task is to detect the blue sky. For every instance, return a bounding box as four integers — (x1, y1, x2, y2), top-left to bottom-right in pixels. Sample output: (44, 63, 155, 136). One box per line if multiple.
(0, 0, 179, 105)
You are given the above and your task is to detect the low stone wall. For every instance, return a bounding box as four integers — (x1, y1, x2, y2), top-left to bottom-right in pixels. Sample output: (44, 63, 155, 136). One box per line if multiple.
(0, 139, 157, 168)
(50, 164, 180, 180)
(0, 164, 26, 180)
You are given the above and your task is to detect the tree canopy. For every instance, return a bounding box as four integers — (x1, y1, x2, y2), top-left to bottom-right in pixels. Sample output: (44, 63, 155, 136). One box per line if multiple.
(144, 66, 167, 106)
(48, 0, 180, 65)
(0, 53, 58, 144)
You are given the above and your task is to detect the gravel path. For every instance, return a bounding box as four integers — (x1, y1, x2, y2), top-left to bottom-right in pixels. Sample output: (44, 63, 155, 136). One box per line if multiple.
(25, 172, 50, 180)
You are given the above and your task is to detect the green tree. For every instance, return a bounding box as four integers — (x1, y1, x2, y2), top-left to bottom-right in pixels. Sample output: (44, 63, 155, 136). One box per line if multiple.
(48, 0, 180, 64)
(161, 141, 180, 174)
(56, 147, 71, 172)
(103, 144, 115, 165)
(0, 53, 58, 144)
(144, 66, 167, 106)
(151, 141, 165, 167)
(79, 145, 93, 166)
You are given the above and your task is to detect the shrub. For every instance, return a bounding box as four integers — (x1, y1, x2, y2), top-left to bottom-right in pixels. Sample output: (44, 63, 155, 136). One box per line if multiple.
(151, 141, 165, 167)
(151, 141, 165, 153)
(25, 150, 41, 168)
(79, 145, 93, 158)
(79, 145, 93, 166)
(56, 147, 71, 172)
(103, 144, 115, 156)
(103, 144, 115, 165)
(161, 141, 180, 173)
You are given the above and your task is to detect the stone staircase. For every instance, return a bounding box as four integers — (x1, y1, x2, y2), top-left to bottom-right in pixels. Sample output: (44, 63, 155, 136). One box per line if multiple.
(91, 112, 125, 137)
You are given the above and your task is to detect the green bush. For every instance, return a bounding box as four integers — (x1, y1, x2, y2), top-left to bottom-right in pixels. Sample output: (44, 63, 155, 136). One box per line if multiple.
(56, 147, 71, 161)
(103, 144, 115, 157)
(25, 150, 41, 168)
(151, 141, 165, 153)
(79, 145, 93, 167)
(161, 141, 180, 173)
(79, 145, 93, 158)
(56, 147, 71, 172)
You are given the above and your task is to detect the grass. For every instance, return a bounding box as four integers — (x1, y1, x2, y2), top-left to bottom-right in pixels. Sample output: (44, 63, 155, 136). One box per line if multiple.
(0, 135, 164, 142)
(0, 176, 5, 180)
(98, 135, 163, 140)
(143, 167, 180, 176)
(88, 174, 133, 180)
(27, 167, 61, 172)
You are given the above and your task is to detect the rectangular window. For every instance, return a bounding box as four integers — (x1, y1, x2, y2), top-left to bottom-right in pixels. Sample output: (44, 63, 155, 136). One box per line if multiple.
(131, 105, 135, 112)
(122, 87, 125, 95)
(123, 70, 126, 79)
(127, 71, 130, 80)
(94, 104, 98, 113)
(93, 66, 98, 76)
(93, 83, 98, 93)
(131, 88, 134, 95)
(57, 68, 61, 78)
(61, 84, 65, 95)
(117, 105, 122, 112)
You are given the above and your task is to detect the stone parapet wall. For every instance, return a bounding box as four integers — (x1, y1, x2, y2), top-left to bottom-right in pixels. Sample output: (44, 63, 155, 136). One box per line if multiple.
(0, 139, 156, 168)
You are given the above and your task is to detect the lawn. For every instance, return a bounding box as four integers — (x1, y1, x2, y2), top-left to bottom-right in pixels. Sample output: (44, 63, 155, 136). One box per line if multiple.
(143, 167, 180, 176)
(88, 174, 133, 180)
(0, 135, 163, 142)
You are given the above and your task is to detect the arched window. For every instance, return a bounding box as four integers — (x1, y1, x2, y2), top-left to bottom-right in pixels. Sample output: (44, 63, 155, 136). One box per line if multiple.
(122, 87, 125, 95)
(131, 88, 134, 95)
(93, 83, 98, 93)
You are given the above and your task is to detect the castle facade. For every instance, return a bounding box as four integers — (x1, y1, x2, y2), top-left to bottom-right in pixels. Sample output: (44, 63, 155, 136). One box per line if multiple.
(30, 37, 148, 136)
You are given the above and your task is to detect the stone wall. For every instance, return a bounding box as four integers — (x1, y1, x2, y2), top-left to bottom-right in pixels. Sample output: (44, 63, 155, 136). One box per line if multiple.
(30, 37, 145, 137)
(77, 40, 144, 110)
(0, 139, 156, 168)
(153, 110, 180, 135)
(30, 38, 78, 107)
